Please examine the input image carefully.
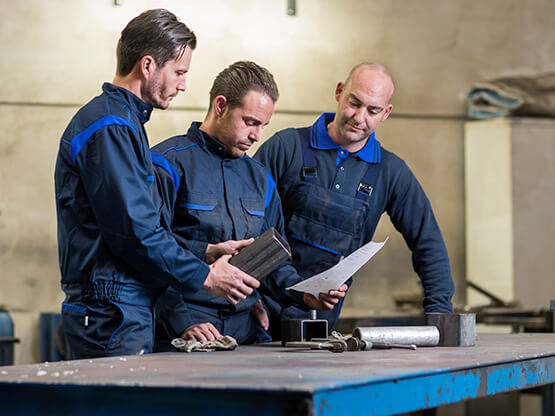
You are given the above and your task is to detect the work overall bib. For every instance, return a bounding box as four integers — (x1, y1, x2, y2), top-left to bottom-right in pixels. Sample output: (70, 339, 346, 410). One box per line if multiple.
(277, 126, 382, 330)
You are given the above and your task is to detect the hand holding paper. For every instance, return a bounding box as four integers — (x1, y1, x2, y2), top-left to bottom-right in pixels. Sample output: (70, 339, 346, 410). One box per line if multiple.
(287, 237, 388, 298)
(302, 283, 349, 310)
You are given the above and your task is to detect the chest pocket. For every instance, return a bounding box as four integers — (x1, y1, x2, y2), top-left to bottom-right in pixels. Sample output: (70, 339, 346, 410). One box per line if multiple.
(240, 197, 266, 239)
(175, 192, 221, 242)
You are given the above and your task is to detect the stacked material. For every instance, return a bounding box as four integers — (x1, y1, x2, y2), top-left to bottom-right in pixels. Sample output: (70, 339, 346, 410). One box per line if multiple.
(229, 227, 291, 280)
(467, 72, 555, 119)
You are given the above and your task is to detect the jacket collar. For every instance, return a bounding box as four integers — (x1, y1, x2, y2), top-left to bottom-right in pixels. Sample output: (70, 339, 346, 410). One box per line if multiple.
(102, 82, 153, 123)
(187, 122, 229, 158)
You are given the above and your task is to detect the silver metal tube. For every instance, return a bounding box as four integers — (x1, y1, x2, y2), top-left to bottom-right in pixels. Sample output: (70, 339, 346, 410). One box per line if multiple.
(353, 326, 440, 347)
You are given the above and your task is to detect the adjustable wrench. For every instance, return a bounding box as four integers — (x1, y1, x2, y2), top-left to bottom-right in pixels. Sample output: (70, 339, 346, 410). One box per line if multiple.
(344, 337, 417, 351)
(285, 339, 347, 353)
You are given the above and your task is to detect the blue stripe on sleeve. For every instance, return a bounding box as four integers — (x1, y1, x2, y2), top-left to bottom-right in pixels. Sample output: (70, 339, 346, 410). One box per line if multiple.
(69, 115, 136, 164)
(151, 151, 181, 191)
(242, 155, 276, 209)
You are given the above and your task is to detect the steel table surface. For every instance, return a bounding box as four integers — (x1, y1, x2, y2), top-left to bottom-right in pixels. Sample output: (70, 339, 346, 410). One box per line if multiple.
(0, 333, 554, 415)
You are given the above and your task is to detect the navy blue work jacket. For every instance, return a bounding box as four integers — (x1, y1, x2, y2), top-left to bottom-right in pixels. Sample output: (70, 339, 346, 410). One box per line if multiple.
(255, 113, 455, 313)
(55, 83, 209, 305)
(151, 122, 305, 334)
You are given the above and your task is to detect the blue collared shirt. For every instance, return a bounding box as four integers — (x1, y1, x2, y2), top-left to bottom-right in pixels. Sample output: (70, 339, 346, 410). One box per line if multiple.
(311, 112, 381, 168)
(276, 112, 383, 197)
(255, 113, 455, 313)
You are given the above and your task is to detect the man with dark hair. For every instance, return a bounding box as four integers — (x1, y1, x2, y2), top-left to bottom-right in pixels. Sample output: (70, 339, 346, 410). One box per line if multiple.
(152, 61, 347, 344)
(255, 62, 455, 336)
(55, 10, 259, 358)
(207, 60, 279, 109)
(116, 8, 197, 82)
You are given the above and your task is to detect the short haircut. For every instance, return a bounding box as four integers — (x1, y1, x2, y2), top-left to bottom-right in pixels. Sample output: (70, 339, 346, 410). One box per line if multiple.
(209, 61, 279, 110)
(116, 9, 197, 76)
(345, 62, 395, 102)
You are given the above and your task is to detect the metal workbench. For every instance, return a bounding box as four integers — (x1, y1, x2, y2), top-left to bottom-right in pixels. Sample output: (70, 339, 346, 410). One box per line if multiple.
(0, 333, 553, 415)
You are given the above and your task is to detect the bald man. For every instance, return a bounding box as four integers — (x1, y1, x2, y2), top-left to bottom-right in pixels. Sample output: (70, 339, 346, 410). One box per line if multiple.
(255, 63, 455, 338)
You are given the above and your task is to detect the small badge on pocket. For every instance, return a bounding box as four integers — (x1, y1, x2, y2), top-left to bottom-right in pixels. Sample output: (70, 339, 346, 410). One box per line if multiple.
(357, 182, 373, 196)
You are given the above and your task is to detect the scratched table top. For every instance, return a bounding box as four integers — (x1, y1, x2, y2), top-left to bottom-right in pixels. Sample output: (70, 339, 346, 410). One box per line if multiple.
(1, 333, 554, 392)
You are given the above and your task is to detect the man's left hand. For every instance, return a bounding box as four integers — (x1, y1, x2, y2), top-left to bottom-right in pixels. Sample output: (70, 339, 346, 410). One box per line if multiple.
(303, 284, 348, 310)
(180, 322, 222, 342)
(205, 238, 254, 264)
(250, 299, 269, 330)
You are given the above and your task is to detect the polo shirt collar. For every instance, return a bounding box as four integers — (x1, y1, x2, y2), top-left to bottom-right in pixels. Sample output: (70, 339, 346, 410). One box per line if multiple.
(310, 112, 381, 163)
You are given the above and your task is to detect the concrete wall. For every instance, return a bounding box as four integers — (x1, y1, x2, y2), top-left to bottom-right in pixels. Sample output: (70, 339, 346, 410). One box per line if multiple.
(1, 0, 554, 364)
(465, 118, 555, 309)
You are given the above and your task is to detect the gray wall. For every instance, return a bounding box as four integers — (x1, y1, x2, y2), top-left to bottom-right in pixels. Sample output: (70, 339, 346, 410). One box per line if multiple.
(1, 0, 554, 364)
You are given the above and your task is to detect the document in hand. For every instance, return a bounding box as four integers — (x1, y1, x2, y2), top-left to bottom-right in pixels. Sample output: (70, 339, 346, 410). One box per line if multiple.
(287, 237, 388, 298)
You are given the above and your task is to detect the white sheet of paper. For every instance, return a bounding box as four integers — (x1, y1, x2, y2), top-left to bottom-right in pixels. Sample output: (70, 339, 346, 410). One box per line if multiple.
(287, 237, 388, 298)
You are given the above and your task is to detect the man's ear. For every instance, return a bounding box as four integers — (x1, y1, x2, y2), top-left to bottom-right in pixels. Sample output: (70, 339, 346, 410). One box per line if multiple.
(381, 104, 393, 122)
(139, 55, 157, 80)
(334, 81, 345, 102)
(213, 95, 228, 117)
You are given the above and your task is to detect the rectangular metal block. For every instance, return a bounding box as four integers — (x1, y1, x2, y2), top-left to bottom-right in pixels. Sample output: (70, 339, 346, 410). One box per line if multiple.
(280, 319, 328, 345)
(425, 313, 476, 346)
(229, 227, 291, 280)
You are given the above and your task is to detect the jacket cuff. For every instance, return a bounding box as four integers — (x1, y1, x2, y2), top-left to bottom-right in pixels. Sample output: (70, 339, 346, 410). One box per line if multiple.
(165, 310, 194, 338)
(186, 240, 210, 260)
(288, 290, 307, 310)
(182, 261, 210, 292)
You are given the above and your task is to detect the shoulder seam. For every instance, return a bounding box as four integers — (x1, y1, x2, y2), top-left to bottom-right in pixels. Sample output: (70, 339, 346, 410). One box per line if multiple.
(244, 155, 275, 209)
(162, 142, 198, 155)
(151, 151, 181, 191)
(68, 114, 136, 164)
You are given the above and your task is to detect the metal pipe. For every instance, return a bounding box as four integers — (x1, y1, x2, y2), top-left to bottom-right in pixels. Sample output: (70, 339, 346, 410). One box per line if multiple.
(352, 326, 440, 347)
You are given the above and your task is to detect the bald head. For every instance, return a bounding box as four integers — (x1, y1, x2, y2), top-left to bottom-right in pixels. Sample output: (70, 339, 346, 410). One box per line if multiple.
(327, 62, 394, 152)
(344, 63, 395, 104)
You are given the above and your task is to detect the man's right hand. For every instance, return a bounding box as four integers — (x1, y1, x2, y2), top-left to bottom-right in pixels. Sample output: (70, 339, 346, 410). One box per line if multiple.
(202, 254, 260, 305)
(181, 322, 222, 342)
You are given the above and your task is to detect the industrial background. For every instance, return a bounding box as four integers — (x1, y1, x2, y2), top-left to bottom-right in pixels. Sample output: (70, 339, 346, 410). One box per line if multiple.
(0, 0, 554, 397)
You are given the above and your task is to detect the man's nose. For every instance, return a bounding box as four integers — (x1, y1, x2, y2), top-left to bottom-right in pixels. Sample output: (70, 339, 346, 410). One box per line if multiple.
(249, 126, 262, 141)
(353, 107, 365, 124)
(177, 79, 186, 92)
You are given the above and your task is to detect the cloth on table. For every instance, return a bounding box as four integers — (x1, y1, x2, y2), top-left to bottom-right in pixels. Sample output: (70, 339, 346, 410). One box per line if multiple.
(467, 72, 555, 119)
(171, 335, 238, 353)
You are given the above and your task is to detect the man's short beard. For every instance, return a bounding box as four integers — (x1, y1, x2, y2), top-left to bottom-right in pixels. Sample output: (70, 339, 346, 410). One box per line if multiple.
(141, 79, 167, 109)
